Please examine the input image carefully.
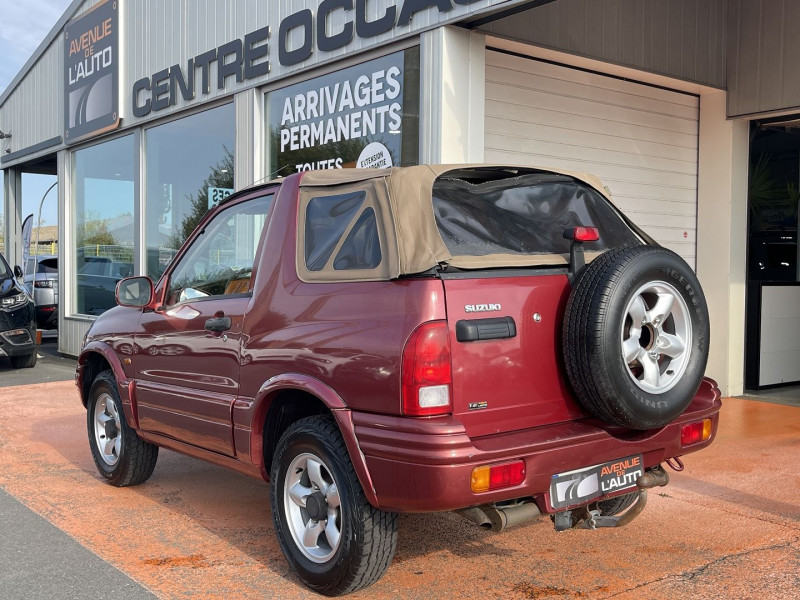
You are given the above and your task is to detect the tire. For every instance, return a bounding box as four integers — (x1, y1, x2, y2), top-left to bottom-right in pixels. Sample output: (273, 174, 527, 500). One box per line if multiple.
(563, 245, 709, 430)
(594, 492, 638, 516)
(87, 370, 158, 486)
(10, 352, 37, 369)
(270, 416, 398, 596)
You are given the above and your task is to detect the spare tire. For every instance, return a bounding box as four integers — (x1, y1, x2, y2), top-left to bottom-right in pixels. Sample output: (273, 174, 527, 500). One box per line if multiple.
(563, 245, 709, 430)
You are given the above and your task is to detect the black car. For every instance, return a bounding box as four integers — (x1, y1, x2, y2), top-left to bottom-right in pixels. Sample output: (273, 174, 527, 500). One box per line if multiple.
(0, 251, 37, 368)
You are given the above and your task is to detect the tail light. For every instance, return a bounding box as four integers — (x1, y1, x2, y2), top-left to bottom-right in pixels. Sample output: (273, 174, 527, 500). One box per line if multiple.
(471, 460, 526, 493)
(681, 419, 712, 446)
(402, 321, 452, 416)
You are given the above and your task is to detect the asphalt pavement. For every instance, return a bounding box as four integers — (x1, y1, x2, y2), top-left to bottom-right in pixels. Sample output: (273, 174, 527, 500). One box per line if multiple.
(0, 488, 158, 600)
(0, 337, 150, 600)
(0, 357, 798, 599)
(0, 334, 76, 387)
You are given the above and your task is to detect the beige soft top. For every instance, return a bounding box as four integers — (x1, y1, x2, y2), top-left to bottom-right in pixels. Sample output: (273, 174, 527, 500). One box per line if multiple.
(298, 164, 637, 281)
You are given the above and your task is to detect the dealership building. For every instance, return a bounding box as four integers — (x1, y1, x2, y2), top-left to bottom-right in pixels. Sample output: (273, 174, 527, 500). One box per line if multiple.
(1, 0, 798, 395)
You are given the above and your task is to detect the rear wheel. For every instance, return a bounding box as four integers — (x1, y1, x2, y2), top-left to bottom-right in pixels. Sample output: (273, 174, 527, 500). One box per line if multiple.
(87, 370, 158, 486)
(270, 416, 397, 596)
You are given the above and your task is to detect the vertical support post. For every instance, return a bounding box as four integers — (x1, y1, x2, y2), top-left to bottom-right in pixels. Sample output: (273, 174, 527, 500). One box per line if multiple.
(696, 90, 749, 396)
(235, 88, 264, 190)
(3, 167, 22, 266)
(420, 27, 486, 164)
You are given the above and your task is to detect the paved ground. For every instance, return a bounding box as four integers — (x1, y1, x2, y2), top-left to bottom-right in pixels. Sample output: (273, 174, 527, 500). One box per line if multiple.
(0, 379, 798, 599)
(0, 334, 75, 387)
(0, 488, 157, 600)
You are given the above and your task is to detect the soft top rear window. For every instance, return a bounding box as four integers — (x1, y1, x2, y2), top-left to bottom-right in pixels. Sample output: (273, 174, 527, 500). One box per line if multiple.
(433, 173, 641, 259)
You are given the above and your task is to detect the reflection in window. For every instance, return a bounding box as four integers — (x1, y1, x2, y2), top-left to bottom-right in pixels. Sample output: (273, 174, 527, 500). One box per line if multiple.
(73, 135, 135, 316)
(166, 195, 272, 305)
(145, 104, 235, 280)
(305, 191, 366, 271)
(334, 208, 381, 270)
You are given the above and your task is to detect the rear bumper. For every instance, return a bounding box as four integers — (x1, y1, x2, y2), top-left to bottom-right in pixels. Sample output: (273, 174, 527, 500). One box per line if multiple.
(351, 378, 722, 513)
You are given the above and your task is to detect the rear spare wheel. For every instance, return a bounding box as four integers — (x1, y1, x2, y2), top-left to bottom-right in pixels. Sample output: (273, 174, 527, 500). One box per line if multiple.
(563, 245, 709, 430)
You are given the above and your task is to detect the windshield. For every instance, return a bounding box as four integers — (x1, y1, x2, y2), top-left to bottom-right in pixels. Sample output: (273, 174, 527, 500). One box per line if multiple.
(433, 173, 641, 260)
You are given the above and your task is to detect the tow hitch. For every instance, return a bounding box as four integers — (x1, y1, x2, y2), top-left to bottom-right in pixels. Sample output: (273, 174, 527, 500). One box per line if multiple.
(553, 464, 670, 531)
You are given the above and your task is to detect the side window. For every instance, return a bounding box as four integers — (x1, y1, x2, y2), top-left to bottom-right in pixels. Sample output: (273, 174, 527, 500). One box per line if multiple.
(166, 194, 273, 305)
(304, 192, 382, 272)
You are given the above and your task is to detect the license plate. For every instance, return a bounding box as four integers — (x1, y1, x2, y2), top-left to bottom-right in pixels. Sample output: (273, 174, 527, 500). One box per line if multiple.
(549, 454, 643, 510)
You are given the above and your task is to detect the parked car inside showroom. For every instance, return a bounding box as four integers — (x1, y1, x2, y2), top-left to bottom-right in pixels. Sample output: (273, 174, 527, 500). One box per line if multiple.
(77, 165, 720, 595)
(1, 251, 38, 368)
(23, 254, 58, 330)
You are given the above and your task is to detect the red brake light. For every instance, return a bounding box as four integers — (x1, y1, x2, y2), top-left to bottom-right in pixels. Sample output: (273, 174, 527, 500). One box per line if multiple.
(681, 419, 712, 446)
(567, 226, 600, 242)
(402, 321, 452, 416)
(471, 460, 526, 493)
(490, 460, 526, 489)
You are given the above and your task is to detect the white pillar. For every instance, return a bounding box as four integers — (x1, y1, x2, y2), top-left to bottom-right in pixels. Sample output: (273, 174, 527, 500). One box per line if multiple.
(235, 89, 264, 190)
(3, 167, 22, 266)
(420, 27, 485, 164)
(696, 90, 749, 397)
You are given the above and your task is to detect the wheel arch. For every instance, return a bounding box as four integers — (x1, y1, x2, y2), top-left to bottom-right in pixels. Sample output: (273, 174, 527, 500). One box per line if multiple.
(77, 342, 138, 427)
(253, 374, 378, 506)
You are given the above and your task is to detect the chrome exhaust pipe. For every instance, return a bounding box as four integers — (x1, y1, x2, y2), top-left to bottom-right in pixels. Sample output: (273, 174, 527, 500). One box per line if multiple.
(455, 507, 493, 530)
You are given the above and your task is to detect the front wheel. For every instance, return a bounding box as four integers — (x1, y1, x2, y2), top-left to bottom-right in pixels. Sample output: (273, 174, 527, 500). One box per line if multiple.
(10, 352, 37, 368)
(87, 370, 158, 486)
(270, 416, 398, 596)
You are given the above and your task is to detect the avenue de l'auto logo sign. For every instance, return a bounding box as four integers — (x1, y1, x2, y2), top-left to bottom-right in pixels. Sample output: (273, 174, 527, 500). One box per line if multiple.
(64, 0, 119, 144)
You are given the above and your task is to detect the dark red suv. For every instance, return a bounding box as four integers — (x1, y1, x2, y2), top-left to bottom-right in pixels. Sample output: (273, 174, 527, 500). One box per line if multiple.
(76, 165, 720, 595)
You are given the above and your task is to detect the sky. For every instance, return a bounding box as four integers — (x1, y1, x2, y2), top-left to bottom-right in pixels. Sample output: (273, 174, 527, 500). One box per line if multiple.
(0, 0, 73, 229)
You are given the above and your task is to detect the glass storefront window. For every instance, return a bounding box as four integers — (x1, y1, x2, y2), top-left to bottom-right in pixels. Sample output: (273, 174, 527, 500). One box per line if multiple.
(145, 104, 234, 279)
(73, 134, 135, 316)
(266, 47, 420, 178)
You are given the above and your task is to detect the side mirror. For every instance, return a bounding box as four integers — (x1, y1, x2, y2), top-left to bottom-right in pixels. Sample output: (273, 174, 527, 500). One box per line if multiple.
(13, 265, 23, 278)
(116, 276, 154, 308)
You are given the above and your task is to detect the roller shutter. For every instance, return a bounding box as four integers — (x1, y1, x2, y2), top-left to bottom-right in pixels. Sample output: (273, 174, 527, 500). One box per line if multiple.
(485, 50, 700, 268)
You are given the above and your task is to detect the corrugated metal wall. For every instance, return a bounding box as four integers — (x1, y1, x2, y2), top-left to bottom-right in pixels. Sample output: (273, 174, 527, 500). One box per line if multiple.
(478, 0, 727, 89)
(0, 39, 64, 156)
(1, 0, 526, 164)
(727, 0, 800, 117)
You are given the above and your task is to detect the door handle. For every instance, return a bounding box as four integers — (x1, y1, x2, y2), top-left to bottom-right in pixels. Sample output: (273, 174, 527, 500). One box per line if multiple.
(205, 316, 232, 332)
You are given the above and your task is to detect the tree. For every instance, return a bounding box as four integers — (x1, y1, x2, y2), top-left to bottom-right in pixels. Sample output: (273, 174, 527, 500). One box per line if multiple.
(168, 147, 234, 250)
(77, 212, 115, 247)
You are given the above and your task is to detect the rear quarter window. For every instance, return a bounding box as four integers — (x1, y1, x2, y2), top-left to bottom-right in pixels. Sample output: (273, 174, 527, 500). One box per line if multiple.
(303, 191, 382, 273)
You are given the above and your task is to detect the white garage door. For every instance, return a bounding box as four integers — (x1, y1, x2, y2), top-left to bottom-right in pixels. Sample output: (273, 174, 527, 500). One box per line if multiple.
(485, 50, 699, 268)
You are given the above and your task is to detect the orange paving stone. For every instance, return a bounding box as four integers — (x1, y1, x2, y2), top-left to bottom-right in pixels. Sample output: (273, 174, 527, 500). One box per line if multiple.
(0, 381, 798, 599)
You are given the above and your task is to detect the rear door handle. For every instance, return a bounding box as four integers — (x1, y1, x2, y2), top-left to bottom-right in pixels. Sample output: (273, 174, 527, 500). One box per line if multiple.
(205, 316, 232, 332)
(456, 316, 517, 342)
